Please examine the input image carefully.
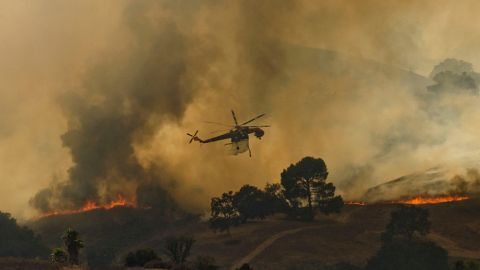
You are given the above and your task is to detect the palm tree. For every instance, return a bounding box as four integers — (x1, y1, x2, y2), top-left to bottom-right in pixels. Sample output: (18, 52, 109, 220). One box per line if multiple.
(62, 228, 84, 265)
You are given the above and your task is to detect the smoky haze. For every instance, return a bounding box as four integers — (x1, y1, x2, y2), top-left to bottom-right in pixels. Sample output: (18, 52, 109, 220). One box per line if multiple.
(2, 1, 480, 218)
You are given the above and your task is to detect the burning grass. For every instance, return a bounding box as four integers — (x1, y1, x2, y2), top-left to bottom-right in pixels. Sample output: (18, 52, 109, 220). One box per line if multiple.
(394, 195, 470, 205)
(36, 195, 136, 219)
(346, 195, 471, 206)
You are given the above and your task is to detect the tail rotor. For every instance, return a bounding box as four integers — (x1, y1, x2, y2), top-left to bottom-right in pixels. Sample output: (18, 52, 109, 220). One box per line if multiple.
(187, 130, 199, 144)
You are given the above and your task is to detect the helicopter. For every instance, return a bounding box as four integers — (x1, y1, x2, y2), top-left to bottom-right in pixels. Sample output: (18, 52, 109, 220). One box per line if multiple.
(187, 110, 269, 157)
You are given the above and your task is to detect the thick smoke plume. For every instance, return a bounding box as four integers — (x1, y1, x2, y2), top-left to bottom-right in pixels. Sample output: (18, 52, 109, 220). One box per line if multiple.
(3, 1, 480, 218)
(30, 2, 218, 211)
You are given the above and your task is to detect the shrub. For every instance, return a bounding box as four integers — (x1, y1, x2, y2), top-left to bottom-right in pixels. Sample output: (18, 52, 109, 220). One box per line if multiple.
(164, 235, 195, 265)
(124, 248, 158, 267)
(50, 248, 68, 263)
(366, 240, 449, 270)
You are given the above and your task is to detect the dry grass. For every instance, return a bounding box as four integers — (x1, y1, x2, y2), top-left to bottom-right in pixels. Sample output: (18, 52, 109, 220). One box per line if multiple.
(20, 199, 480, 269)
(0, 257, 62, 270)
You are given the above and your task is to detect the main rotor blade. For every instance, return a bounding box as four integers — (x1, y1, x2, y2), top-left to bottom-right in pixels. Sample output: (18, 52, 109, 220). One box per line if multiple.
(245, 125, 270, 128)
(231, 110, 238, 126)
(240, 113, 265, 126)
(202, 121, 233, 127)
(209, 128, 231, 134)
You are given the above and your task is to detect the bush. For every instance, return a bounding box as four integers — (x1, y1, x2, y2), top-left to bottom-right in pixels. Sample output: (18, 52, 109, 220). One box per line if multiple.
(381, 205, 430, 243)
(164, 235, 195, 264)
(50, 248, 68, 263)
(366, 240, 449, 270)
(124, 248, 158, 267)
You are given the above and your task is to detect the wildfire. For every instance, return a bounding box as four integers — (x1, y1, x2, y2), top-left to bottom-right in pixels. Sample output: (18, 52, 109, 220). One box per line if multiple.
(344, 195, 470, 207)
(393, 195, 469, 205)
(36, 196, 136, 219)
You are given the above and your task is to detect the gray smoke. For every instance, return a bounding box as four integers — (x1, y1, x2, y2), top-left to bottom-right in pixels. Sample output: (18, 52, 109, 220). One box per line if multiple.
(30, 2, 217, 211)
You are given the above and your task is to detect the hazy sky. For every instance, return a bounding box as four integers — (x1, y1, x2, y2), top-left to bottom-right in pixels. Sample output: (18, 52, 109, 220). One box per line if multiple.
(2, 0, 480, 219)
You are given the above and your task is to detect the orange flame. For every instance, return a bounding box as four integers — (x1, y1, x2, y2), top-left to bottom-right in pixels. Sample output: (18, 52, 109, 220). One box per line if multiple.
(394, 195, 469, 205)
(36, 195, 136, 219)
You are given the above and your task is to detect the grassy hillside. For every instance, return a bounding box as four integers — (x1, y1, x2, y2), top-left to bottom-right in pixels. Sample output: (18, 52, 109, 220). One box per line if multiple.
(28, 207, 197, 266)
(26, 199, 480, 269)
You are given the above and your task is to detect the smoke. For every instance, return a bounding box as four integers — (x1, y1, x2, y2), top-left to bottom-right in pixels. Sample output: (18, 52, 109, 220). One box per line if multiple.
(3, 1, 480, 218)
(449, 168, 480, 197)
(30, 1, 220, 211)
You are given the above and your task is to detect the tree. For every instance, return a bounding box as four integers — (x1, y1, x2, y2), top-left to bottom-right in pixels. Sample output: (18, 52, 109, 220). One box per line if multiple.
(319, 194, 344, 215)
(315, 181, 344, 215)
(429, 58, 474, 79)
(209, 191, 240, 233)
(164, 235, 195, 265)
(428, 71, 478, 95)
(264, 183, 289, 214)
(124, 248, 158, 267)
(366, 204, 447, 270)
(381, 205, 430, 243)
(366, 240, 449, 270)
(233, 185, 271, 223)
(0, 211, 48, 258)
(281, 156, 338, 220)
(62, 228, 84, 265)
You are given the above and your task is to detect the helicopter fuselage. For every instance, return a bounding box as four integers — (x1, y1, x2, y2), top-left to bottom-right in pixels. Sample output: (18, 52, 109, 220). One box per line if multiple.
(230, 127, 264, 143)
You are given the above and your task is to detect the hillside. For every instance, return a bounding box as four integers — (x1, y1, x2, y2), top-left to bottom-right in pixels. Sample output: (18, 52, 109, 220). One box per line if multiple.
(26, 199, 480, 269)
(364, 162, 480, 202)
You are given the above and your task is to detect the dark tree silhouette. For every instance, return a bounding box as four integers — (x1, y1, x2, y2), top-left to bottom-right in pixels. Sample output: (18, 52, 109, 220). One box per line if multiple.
(281, 156, 340, 220)
(62, 228, 84, 265)
(209, 191, 240, 233)
(0, 212, 48, 258)
(233, 185, 271, 223)
(381, 205, 430, 243)
(164, 235, 195, 265)
(366, 240, 449, 270)
(264, 183, 289, 213)
(367, 204, 447, 270)
(319, 193, 344, 215)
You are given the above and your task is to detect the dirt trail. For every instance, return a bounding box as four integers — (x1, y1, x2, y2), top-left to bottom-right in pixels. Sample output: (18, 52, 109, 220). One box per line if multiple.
(229, 207, 361, 269)
(229, 225, 321, 270)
